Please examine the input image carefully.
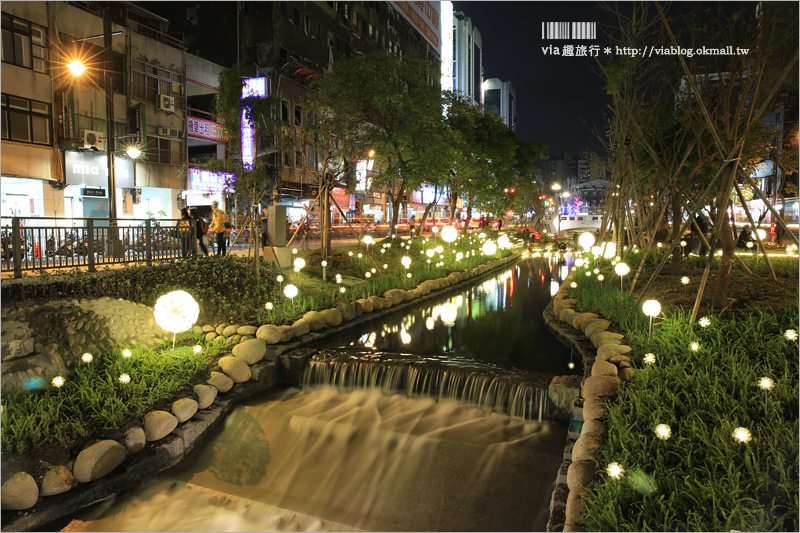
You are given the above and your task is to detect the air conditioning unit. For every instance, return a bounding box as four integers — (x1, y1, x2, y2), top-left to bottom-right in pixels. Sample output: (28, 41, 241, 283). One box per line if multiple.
(157, 127, 181, 138)
(158, 94, 175, 112)
(82, 129, 105, 151)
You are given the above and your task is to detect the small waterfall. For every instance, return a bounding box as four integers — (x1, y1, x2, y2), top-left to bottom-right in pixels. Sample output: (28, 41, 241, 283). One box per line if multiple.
(303, 349, 552, 422)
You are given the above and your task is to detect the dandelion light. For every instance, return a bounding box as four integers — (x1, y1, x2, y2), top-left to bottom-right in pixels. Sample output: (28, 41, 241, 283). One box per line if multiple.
(614, 262, 630, 292)
(568, 362, 575, 369)
(365, 272, 372, 278)
(348, 251, 353, 256)
(681, 276, 689, 285)
(606, 462, 625, 479)
(340, 286, 346, 293)
(644, 353, 656, 365)
(732, 427, 752, 443)
(482, 240, 497, 255)
(122, 349, 132, 358)
(655, 424, 672, 440)
(357, 253, 363, 258)
(699, 317, 711, 328)
(193, 345, 203, 354)
(570, 281, 577, 288)
(759, 376, 775, 413)
(265, 302, 273, 310)
(52, 376, 65, 388)
(785, 329, 797, 341)
(293, 257, 306, 271)
(579, 232, 595, 251)
(597, 274, 605, 281)
(81, 353, 93, 363)
(154, 290, 200, 348)
(292, 248, 298, 255)
(119, 374, 131, 384)
(690, 342, 699, 351)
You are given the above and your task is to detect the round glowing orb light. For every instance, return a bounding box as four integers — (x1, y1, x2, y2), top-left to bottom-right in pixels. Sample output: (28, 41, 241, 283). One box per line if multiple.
(785, 329, 798, 341)
(575, 258, 585, 268)
(570, 281, 578, 288)
(154, 290, 200, 334)
(81, 353, 93, 364)
(283, 284, 299, 299)
(568, 362, 575, 369)
(363, 235, 374, 245)
(591, 246, 602, 256)
(365, 272, 372, 278)
(441, 225, 458, 243)
(602, 242, 617, 259)
(293, 257, 306, 270)
(407, 273, 412, 278)
(699, 317, 711, 328)
(758, 377, 775, 390)
(482, 240, 498, 255)
(657, 242, 663, 248)
(340, 287, 346, 293)
(690, 342, 700, 351)
(426, 249, 435, 258)
(585, 271, 592, 277)
(606, 462, 625, 479)
(401, 256, 411, 268)
(426, 317, 435, 330)
(119, 374, 131, 384)
(597, 274, 605, 281)
(680, 240, 687, 247)
(614, 262, 630, 276)
(440, 303, 458, 326)
(655, 424, 672, 440)
(348, 251, 353, 257)
(276, 275, 284, 283)
(383, 264, 388, 269)
(432, 225, 439, 234)
(456, 252, 464, 261)
(122, 349, 132, 358)
(479, 232, 486, 240)
(357, 253, 363, 259)
(321, 260, 328, 267)
(435, 245, 444, 254)
(681, 276, 690, 286)
(746, 241, 754, 249)
(497, 235, 511, 249)
(292, 248, 298, 255)
(593, 268, 600, 274)
(579, 232, 596, 251)
(52, 376, 65, 388)
(644, 353, 656, 365)
(265, 302, 273, 310)
(642, 300, 661, 318)
(756, 228, 767, 241)
(732, 427, 752, 443)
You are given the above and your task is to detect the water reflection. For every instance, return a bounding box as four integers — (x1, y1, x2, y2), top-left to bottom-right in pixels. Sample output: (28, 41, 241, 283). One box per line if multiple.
(319, 255, 578, 376)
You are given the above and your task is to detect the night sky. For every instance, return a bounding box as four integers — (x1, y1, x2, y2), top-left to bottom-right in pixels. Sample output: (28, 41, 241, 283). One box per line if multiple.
(453, 1, 615, 158)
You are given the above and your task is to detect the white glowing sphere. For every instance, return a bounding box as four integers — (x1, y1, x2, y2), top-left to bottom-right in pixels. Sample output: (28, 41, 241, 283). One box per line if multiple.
(756, 228, 767, 240)
(690, 342, 699, 351)
(426, 249, 435, 258)
(432, 225, 439, 233)
(383, 264, 388, 269)
(746, 241, 754, 249)
(293, 257, 306, 270)
(479, 232, 486, 240)
(732, 427, 752, 443)
(321, 260, 328, 267)
(401, 256, 411, 268)
(643, 353, 656, 365)
(482, 240, 498, 255)
(568, 362, 575, 369)
(365, 272, 372, 278)
(614, 262, 630, 276)
(786, 329, 798, 341)
(357, 253, 363, 258)
(570, 281, 578, 288)
(699, 316, 711, 327)
(284, 284, 298, 299)
(119, 374, 131, 384)
(193, 345, 203, 354)
(642, 300, 661, 317)
(579, 232, 596, 251)
(52, 376, 65, 388)
(154, 290, 200, 334)
(456, 252, 464, 261)
(602, 242, 617, 259)
(292, 248, 298, 254)
(348, 251, 353, 256)
(81, 353, 93, 363)
(681, 276, 690, 285)
(340, 286, 346, 293)
(276, 275, 284, 283)
(680, 240, 687, 247)
(758, 377, 774, 390)
(440, 303, 458, 326)
(122, 349, 132, 358)
(407, 273, 412, 278)
(655, 424, 672, 440)
(265, 302, 274, 310)
(591, 246, 602, 256)
(575, 258, 585, 268)
(363, 235, 374, 245)
(441, 225, 458, 243)
(436, 245, 444, 253)
(497, 235, 511, 249)
(606, 462, 625, 479)
(426, 317, 435, 330)
(597, 274, 605, 281)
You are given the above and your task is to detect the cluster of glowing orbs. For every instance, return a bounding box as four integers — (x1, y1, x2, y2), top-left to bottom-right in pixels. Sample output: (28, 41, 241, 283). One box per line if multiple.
(154, 290, 200, 334)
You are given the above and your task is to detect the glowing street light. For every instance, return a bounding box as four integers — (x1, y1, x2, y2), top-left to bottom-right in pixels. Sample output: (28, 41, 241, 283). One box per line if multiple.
(759, 376, 775, 414)
(67, 59, 88, 77)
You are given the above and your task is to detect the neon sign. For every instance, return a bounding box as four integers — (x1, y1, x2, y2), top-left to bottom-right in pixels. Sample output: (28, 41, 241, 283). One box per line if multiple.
(241, 77, 267, 170)
(189, 168, 235, 193)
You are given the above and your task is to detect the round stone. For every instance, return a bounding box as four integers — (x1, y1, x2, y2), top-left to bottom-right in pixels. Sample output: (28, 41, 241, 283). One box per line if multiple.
(73, 439, 128, 482)
(256, 324, 283, 344)
(218, 355, 251, 383)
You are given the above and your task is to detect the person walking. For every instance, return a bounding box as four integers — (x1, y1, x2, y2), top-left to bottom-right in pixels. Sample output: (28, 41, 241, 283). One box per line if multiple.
(260, 205, 270, 253)
(209, 201, 229, 256)
(189, 207, 208, 256)
(176, 207, 193, 257)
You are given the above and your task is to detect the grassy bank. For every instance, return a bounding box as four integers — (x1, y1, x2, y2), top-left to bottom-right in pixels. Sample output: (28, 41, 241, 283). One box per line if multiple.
(566, 247, 799, 532)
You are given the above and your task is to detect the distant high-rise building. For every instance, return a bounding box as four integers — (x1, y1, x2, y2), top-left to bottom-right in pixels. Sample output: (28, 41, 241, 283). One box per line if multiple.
(451, 10, 483, 106)
(482, 78, 516, 131)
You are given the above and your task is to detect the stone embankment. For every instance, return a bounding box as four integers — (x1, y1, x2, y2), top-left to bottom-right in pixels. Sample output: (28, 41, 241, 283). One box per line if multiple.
(1, 254, 521, 532)
(543, 270, 638, 533)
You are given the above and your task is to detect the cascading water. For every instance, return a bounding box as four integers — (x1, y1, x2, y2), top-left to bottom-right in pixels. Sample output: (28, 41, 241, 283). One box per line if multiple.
(63, 253, 578, 532)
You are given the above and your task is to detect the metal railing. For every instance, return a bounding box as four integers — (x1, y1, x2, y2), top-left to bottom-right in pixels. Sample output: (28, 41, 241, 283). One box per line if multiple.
(1, 217, 201, 278)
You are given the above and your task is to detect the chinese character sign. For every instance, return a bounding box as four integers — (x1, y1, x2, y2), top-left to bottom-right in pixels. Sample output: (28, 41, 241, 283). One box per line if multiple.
(189, 168, 235, 193)
(187, 117, 227, 142)
(241, 77, 268, 171)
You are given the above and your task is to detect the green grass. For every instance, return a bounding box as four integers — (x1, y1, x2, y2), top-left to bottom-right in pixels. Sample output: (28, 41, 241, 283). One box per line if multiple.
(564, 250, 799, 532)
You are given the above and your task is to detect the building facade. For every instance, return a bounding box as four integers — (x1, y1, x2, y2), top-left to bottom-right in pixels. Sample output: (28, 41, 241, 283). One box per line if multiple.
(482, 78, 515, 131)
(1, 1, 226, 227)
(451, 9, 482, 106)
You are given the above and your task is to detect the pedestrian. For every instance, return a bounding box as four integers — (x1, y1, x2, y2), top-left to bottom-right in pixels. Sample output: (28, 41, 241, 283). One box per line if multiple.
(209, 201, 230, 256)
(176, 207, 193, 257)
(736, 224, 753, 249)
(188, 207, 208, 256)
(260, 205, 269, 252)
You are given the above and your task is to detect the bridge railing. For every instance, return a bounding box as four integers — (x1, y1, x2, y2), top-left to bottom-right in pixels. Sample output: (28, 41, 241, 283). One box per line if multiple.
(1, 217, 198, 278)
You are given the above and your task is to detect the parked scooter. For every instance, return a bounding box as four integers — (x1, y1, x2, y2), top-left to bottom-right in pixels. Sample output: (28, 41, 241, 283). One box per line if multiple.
(1, 228, 32, 261)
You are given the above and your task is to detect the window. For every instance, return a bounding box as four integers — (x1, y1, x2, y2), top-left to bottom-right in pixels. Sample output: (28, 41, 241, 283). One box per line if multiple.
(281, 101, 290, 122)
(304, 15, 312, 35)
(295, 150, 303, 168)
(2, 13, 48, 72)
(368, 23, 373, 36)
(146, 135, 183, 165)
(280, 3, 288, 19)
(131, 60, 182, 107)
(316, 23, 323, 40)
(1, 94, 51, 145)
(283, 150, 292, 167)
(352, 10, 358, 26)
(293, 7, 301, 26)
(294, 104, 303, 126)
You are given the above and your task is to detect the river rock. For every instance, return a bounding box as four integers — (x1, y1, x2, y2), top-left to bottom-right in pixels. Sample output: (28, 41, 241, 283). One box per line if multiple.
(205, 332, 218, 341)
(583, 376, 621, 398)
(580, 418, 608, 438)
(172, 398, 198, 423)
(233, 338, 267, 364)
(73, 440, 127, 482)
(565, 312, 582, 328)
(356, 298, 373, 312)
(278, 325, 295, 342)
(144, 411, 179, 441)
(222, 325, 239, 337)
(610, 355, 631, 365)
(384, 289, 406, 305)
(415, 282, 430, 296)
(193, 384, 218, 409)
(596, 343, 632, 358)
(548, 375, 582, 420)
(591, 360, 618, 377)
(368, 295, 384, 310)
(554, 299, 577, 315)
(219, 355, 251, 383)
(584, 319, 611, 339)
(572, 432, 604, 462)
(202, 324, 215, 332)
(565, 487, 590, 526)
(573, 313, 600, 332)
(382, 296, 393, 308)
(408, 288, 421, 300)
(215, 324, 226, 335)
(237, 325, 258, 336)
(559, 308, 577, 323)
(619, 367, 636, 381)
(291, 319, 310, 338)
(207, 371, 234, 392)
(256, 324, 283, 344)
(567, 460, 598, 491)
(321, 309, 343, 327)
(40, 466, 74, 496)
(122, 426, 146, 454)
(303, 311, 327, 331)
(352, 300, 364, 316)
(583, 397, 609, 421)
(335, 302, 356, 321)
(1, 472, 39, 510)
(592, 331, 625, 348)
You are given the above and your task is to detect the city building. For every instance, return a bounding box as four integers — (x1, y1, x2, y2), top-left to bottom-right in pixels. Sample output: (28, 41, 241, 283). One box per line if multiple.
(482, 78, 515, 131)
(451, 8, 483, 106)
(1, 1, 226, 227)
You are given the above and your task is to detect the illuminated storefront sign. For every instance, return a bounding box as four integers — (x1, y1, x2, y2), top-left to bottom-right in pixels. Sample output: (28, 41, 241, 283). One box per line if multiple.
(189, 168, 235, 193)
(187, 117, 227, 142)
(64, 151, 134, 188)
(241, 77, 267, 170)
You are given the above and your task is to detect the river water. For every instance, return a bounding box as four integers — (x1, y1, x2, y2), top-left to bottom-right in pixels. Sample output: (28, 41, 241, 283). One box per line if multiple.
(64, 253, 579, 532)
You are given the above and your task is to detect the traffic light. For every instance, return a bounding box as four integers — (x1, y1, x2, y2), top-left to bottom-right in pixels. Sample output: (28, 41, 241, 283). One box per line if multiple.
(509, 187, 516, 194)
